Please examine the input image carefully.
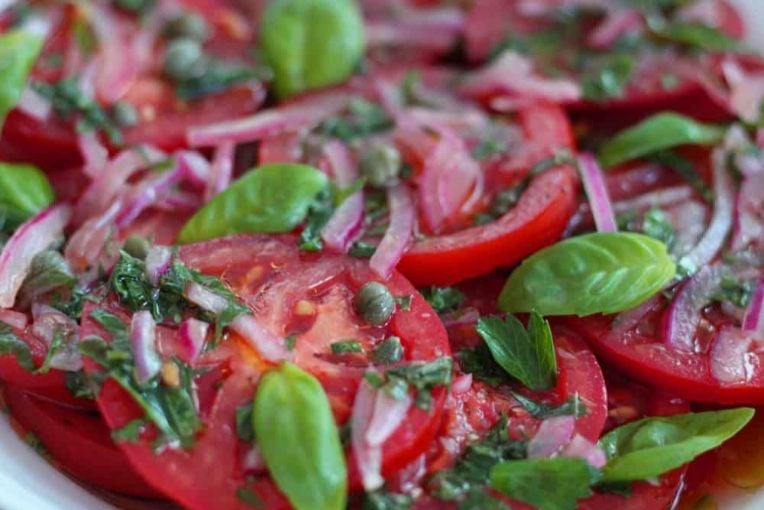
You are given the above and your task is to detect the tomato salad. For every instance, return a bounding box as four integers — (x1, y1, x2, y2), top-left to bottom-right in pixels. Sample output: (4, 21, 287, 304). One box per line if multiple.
(0, 1, 762, 510)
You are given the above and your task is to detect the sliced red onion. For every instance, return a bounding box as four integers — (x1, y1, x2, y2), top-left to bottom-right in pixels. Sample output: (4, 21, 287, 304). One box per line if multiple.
(131, 310, 161, 383)
(177, 151, 212, 189)
(609, 295, 662, 339)
(370, 183, 416, 278)
(665, 265, 729, 351)
(366, 22, 457, 52)
(710, 327, 757, 384)
(612, 185, 693, 215)
(667, 201, 708, 257)
(78, 133, 109, 179)
(0, 205, 71, 308)
(65, 200, 121, 272)
(579, 153, 617, 233)
(90, 5, 140, 103)
(527, 415, 576, 459)
(351, 379, 384, 491)
(588, 8, 642, 49)
(242, 445, 266, 473)
(731, 172, 764, 251)
(451, 373, 473, 395)
(205, 142, 235, 201)
(157, 189, 202, 212)
(722, 60, 764, 124)
(178, 318, 209, 363)
(677, 149, 735, 276)
(31, 304, 82, 371)
(116, 164, 183, 228)
(365, 390, 412, 446)
(184, 282, 230, 315)
(560, 434, 607, 468)
(321, 141, 364, 253)
(16, 87, 50, 120)
(440, 307, 480, 328)
(460, 51, 582, 105)
(145, 246, 173, 286)
(187, 94, 347, 147)
(0, 310, 28, 330)
(743, 279, 764, 337)
(230, 314, 291, 363)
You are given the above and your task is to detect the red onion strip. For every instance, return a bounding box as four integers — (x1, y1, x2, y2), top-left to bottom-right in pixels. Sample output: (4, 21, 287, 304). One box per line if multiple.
(527, 415, 576, 459)
(145, 246, 173, 286)
(321, 141, 364, 253)
(351, 379, 383, 491)
(665, 265, 728, 350)
(743, 279, 764, 337)
(205, 141, 235, 201)
(178, 318, 209, 363)
(579, 153, 617, 232)
(0, 205, 71, 308)
(130, 310, 161, 383)
(0, 310, 28, 330)
(370, 184, 416, 278)
(710, 327, 757, 384)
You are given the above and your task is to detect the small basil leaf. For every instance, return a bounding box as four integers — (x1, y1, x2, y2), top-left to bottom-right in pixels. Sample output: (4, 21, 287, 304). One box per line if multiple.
(0, 30, 43, 130)
(178, 164, 328, 243)
(475, 312, 557, 391)
(499, 232, 676, 316)
(599, 408, 754, 483)
(260, 0, 365, 98)
(253, 362, 347, 510)
(598, 113, 724, 168)
(490, 457, 602, 510)
(0, 162, 55, 224)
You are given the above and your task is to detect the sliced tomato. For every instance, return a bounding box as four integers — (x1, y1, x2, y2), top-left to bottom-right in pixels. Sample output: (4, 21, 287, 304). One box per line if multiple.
(81, 235, 451, 509)
(3, 385, 160, 498)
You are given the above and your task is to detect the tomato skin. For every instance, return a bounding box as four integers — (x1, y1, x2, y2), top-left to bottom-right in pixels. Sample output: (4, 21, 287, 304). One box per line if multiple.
(0, 111, 81, 171)
(566, 315, 764, 405)
(398, 164, 578, 286)
(3, 385, 161, 498)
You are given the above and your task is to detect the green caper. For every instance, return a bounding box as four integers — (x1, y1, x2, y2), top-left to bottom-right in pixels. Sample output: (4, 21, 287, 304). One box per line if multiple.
(112, 101, 138, 126)
(354, 282, 395, 325)
(123, 235, 151, 260)
(164, 12, 208, 41)
(360, 143, 401, 188)
(163, 38, 205, 81)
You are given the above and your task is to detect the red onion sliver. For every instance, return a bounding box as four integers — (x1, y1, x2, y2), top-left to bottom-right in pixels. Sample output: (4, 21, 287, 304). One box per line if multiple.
(65, 200, 121, 272)
(527, 415, 576, 459)
(366, 390, 412, 446)
(588, 8, 642, 49)
(117, 162, 184, 228)
(732, 172, 764, 251)
(665, 265, 729, 351)
(0, 309, 28, 330)
(184, 282, 229, 315)
(677, 149, 735, 275)
(351, 379, 384, 491)
(230, 314, 291, 363)
(177, 151, 212, 189)
(451, 373, 473, 395)
(78, 132, 109, 179)
(130, 310, 161, 384)
(145, 246, 173, 287)
(579, 153, 617, 233)
(321, 141, 364, 253)
(441, 307, 480, 328)
(205, 141, 235, 201)
(178, 318, 209, 363)
(710, 327, 757, 384)
(31, 304, 81, 371)
(0, 205, 71, 308)
(743, 279, 764, 337)
(560, 434, 607, 468)
(370, 183, 416, 278)
(612, 185, 694, 215)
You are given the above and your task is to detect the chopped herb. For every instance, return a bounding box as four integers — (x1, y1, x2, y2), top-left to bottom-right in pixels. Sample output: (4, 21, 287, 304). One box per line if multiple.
(0, 322, 34, 371)
(65, 370, 98, 399)
(384, 356, 452, 409)
(394, 294, 412, 312)
(641, 208, 676, 249)
(421, 286, 465, 315)
(299, 189, 334, 251)
(349, 241, 377, 258)
(529, 149, 575, 175)
(18, 250, 75, 304)
(32, 78, 121, 144)
(471, 138, 507, 161)
(430, 416, 525, 502)
(235, 487, 263, 508)
(175, 58, 260, 101)
(330, 339, 364, 354)
(318, 99, 393, 141)
(362, 490, 412, 510)
(236, 404, 255, 442)
(25, 432, 48, 456)
(284, 334, 297, 351)
(476, 312, 557, 391)
(649, 151, 713, 203)
(371, 337, 403, 365)
(52, 287, 94, 320)
(36, 328, 66, 374)
(112, 419, 147, 443)
(511, 392, 587, 419)
(113, 0, 155, 15)
(712, 276, 755, 309)
(458, 345, 509, 387)
(581, 53, 633, 101)
(656, 22, 740, 52)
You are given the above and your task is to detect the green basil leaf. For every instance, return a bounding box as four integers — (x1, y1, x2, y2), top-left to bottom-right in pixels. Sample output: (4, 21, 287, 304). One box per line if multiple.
(178, 163, 328, 243)
(475, 312, 557, 391)
(499, 232, 676, 316)
(490, 457, 601, 510)
(253, 362, 347, 510)
(260, 0, 365, 98)
(0, 162, 55, 224)
(599, 408, 755, 482)
(598, 113, 725, 168)
(0, 30, 43, 130)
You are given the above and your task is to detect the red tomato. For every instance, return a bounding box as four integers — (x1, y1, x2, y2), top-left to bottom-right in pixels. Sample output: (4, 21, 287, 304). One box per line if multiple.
(3, 385, 160, 498)
(81, 235, 451, 509)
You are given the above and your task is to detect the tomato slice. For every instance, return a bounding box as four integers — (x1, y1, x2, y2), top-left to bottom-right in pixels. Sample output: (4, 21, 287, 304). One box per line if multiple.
(2, 385, 160, 498)
(81, 235, 451, 509)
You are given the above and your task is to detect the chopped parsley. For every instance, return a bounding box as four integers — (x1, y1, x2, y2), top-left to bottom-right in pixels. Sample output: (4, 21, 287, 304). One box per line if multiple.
(511, 392, 587, 419)
(112, 418, 147, 443)
(421, 286, 465, 315)
(349, 241, 377, 258)
(712, 276, 756, 309)
(394, 294, 412, 312)
(330, 339, 364, 354)
(371, 336, 403, 365)
(0, 323, 34, 371)
(318, 99, 393, 141)
(235, 404, 255, 442)
(368, 356, 453, 409)
(362, 490, 412, 510)
(299, 189, 334, 252)
(235, 487, 264, 508)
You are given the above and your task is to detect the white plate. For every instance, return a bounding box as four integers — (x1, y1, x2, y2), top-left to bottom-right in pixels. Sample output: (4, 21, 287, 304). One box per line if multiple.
(0, 1, 763, 509)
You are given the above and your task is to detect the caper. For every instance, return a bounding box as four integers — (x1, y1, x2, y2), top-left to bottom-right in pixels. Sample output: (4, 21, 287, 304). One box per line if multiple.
(123, 235, 151, 260)
(354, 282, 395, 325)
(360, 143, 401, 188)
(164, 12, 208, 41)
(112, 101, 138, 126)
(163, 38, 205, 81)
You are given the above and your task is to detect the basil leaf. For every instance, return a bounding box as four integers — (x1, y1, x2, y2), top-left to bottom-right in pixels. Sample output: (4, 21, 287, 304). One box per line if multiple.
(499, 232, 676, 316)
(598, 113, 724, 168)
(178, 163, 328, 243)
(599, 408, 754, 483)
(475, 312, 557, 391)
(0, 163, 55, 225)
(0, 30, 43, 130)
(490, 457, 601, 510)
(260, 0, 364, 98)
(253, 362, 347, 510)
